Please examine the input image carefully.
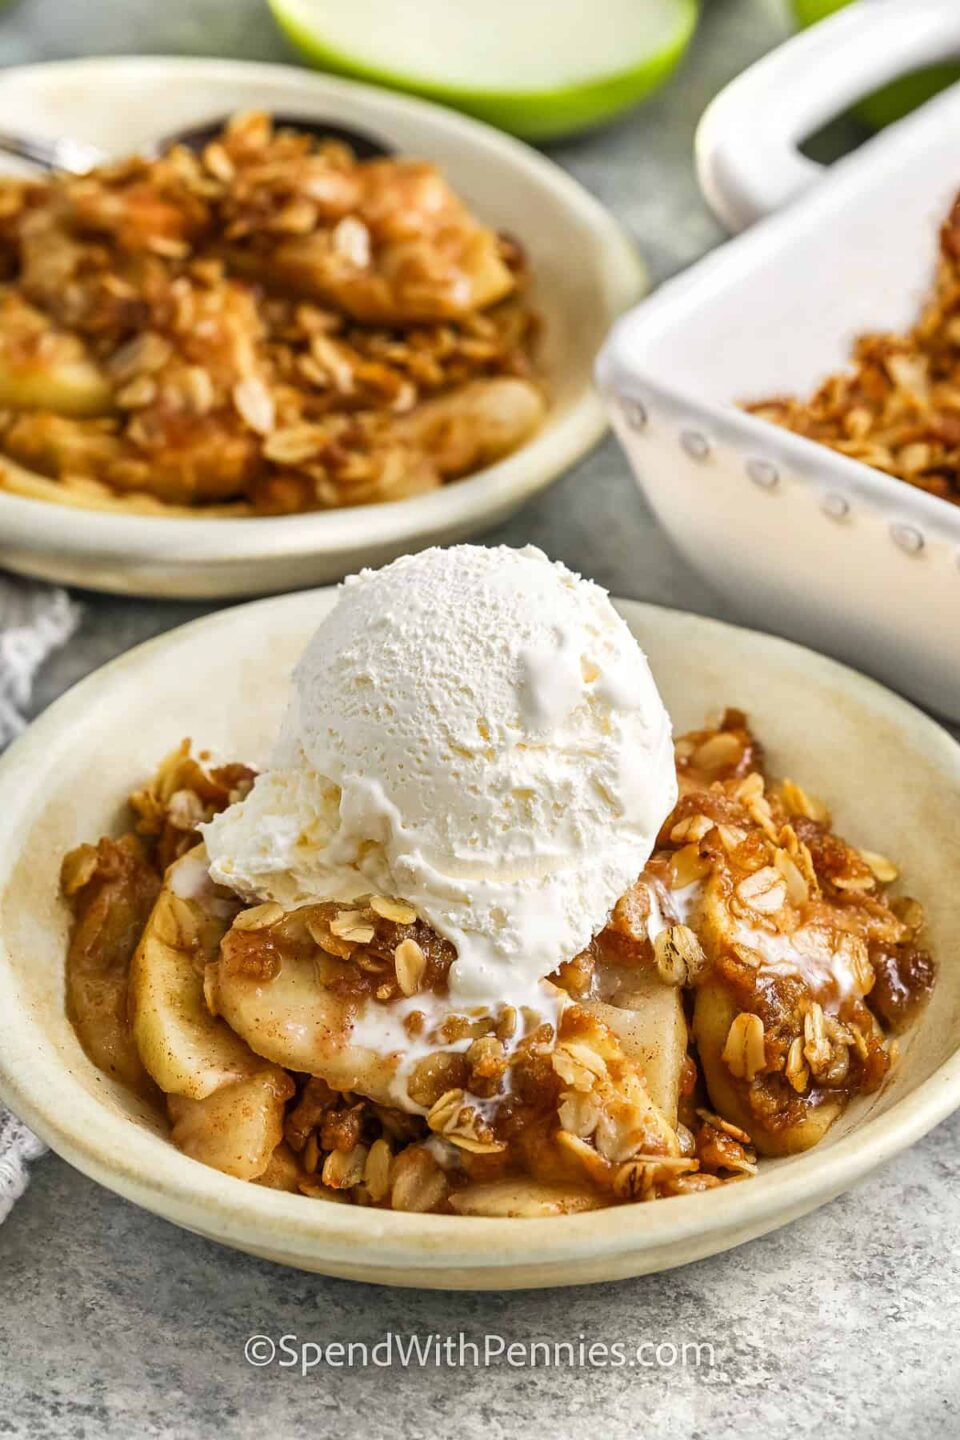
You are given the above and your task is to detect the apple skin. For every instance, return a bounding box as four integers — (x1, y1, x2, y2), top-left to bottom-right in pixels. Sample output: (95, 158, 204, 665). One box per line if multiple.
(269, 0, 698, 142)
(790, 0, 958, 129)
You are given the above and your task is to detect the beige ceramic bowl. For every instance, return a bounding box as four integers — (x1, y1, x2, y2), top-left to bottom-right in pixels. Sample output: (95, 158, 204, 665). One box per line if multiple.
(0, 593, 958, 1289)
(0, 57, 643, 600)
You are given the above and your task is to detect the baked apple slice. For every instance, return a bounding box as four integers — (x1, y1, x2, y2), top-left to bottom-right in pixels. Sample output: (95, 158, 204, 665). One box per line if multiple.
(0, 292, 112, 416)
(394, 377, 546, 479)
(62, 836, 161, 1099)
(208, 944, 409, 1107)
(693, 980, 841, 1157)
(129, 883, 264, 1100)
(167, 1069, 294, 1181)
(584, 977, 688, 1127)
(449, 1180, 603, 1217)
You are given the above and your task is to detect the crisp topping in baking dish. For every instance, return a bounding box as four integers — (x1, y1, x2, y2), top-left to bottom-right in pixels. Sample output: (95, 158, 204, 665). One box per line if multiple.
(60, 709, 934, 1217)
(0, 111, 543, 515)
(746, 191, 960, 507)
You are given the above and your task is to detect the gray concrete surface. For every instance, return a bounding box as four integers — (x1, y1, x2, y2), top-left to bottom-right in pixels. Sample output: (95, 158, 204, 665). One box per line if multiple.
(2, 0, 958, 1436)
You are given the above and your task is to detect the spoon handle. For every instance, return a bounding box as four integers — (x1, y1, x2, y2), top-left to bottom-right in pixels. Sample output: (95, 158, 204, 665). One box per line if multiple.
(0, 117, 390, 177)
(0, 130, 106, 174)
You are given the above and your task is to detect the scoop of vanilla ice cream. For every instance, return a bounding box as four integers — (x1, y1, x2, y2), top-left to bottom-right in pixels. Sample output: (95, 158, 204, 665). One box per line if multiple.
(202, 545, 677, 1007)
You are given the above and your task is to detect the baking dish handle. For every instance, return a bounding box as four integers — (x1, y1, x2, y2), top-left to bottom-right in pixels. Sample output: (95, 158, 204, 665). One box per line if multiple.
(696, 0, 960, 233)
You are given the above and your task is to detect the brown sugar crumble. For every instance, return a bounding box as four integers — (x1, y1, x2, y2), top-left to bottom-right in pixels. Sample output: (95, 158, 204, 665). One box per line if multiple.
(59, 709, 935, 1217)
(745, 192, 960, 507)
(0, 111, 544, 516)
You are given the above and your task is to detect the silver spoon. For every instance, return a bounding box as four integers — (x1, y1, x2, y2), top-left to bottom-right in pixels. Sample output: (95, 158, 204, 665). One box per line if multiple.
(0, 112, 393, 174)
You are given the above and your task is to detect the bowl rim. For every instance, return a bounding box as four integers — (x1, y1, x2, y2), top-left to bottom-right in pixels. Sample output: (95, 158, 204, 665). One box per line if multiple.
(0, 55, 646, 568)
(2, 592, 960, 1279)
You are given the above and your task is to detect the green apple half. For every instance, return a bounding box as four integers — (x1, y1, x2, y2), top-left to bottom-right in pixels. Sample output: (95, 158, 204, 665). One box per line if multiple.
(791, 0, 958, 128)
(268, 0, 698, 141)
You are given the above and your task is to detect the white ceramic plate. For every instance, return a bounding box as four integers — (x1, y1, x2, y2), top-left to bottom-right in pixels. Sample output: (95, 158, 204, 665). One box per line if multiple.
(1, 593, 958, 1289)
(597, 0, 960, 721)
(0, 57, 643, 599)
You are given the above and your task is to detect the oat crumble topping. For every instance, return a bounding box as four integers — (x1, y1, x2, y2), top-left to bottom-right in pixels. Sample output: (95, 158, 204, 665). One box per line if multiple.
(0, 112, 543, 516)
(61, 709, 934, 1217)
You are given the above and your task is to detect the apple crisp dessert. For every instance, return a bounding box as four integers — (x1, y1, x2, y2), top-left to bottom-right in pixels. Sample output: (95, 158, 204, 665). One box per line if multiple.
(746, 192, 960, 507)
(0, 112, 543, 516)
(60, 710, 934, 1218)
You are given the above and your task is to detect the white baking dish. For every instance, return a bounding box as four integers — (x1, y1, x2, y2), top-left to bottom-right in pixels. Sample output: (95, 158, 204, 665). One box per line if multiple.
(597, 0, 960, 720)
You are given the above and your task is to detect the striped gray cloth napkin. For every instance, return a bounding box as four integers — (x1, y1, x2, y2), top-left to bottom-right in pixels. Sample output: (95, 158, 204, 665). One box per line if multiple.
(0, 576, 80, 1221)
